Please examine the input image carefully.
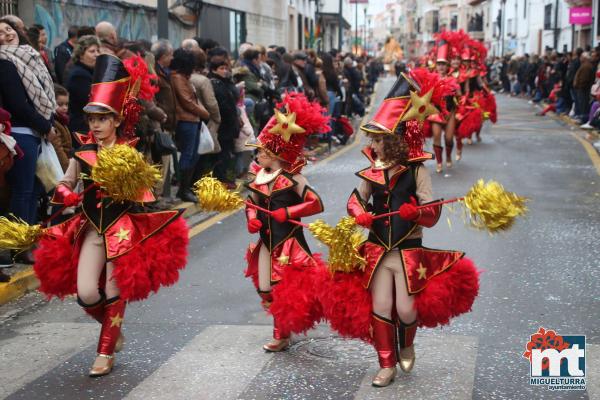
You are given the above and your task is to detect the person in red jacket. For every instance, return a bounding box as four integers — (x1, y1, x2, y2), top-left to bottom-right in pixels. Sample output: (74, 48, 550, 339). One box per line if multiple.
(244, 92, 329, 352)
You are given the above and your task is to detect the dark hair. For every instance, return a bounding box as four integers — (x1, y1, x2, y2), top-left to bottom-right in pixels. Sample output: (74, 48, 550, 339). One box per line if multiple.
(209, 55, 228, 71)
(67, 25, 78, 39)
(26, 26, 40, 50)
(242, 48, 260, 61)
(319, 52, 338, 86)
(275, 46, 286, 55)
(77, 26, 96, 38)
(170, 48, 196, 76)
(54, 83, 68, 97)
(192, 48, 207, 70)
(32, 24, 45, 32)
(0, 17, 29, 46)
(207, 46, 228, 59)
(196, 37, 219, 52)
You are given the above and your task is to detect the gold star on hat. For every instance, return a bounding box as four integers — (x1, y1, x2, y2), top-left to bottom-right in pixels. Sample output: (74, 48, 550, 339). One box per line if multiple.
(114, 227, 130, 243)
(400, 89, 439, 122)
(269, 108, 305, 142)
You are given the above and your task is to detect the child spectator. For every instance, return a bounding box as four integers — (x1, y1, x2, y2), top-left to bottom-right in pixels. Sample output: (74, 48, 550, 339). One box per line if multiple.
(51, 84, 73, 172)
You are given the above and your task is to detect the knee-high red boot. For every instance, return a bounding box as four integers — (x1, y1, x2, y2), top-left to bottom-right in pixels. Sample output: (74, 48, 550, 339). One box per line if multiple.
(371, 313, 397, 387)
(433, 145, 443, 173)
(90, 297, 126, 377)
(259, 290, 290, 352)
(397, 319, 417, 373)
(78, 295, 105, 323)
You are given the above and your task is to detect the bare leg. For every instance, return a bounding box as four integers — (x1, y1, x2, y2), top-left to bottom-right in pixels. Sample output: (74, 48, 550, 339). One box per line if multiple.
(77, 227, 107, 305)
(258, 244, 289, 351)
(444, 114, 456, 168)
(431, 123, 443, 173)
(390, 253, 417, 373)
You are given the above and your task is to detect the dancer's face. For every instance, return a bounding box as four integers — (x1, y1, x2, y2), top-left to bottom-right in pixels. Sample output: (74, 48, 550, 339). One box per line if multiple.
(370, 135, 385, 160)
(451, 58, 461, 69)
(256, 148, 282, 171)
(87, 113, 120, 146)
(436, 62, 449, 75)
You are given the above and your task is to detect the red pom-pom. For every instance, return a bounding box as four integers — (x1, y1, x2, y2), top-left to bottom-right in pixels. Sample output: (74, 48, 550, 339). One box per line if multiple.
(318, 270, 373, 342)
(269, 255, 326, 335)
(414, 257, 480, 328)
(111, 216, 189, 301)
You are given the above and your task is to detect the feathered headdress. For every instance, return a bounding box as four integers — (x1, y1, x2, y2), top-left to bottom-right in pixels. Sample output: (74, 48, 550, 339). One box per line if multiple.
(251, 92, 330, 169)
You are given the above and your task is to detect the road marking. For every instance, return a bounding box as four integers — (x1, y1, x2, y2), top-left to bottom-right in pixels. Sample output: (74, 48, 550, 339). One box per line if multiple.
(353, 334, 478, 400)
(0, 321, 98, 399)
(570, 132, 600, 176)
(188, 209, 240, 238)
(124, 325, 273, 400)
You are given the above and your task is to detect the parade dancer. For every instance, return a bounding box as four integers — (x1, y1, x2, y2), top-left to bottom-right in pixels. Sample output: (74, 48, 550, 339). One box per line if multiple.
(341, 70, 479, 387)
(429, 39, 459, 173)
(244, 92, 329, 352)
(33, 54, 189, 377)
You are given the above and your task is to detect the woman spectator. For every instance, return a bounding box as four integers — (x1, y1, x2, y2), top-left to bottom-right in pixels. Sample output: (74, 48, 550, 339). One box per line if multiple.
(320, 52, 341, 115)
(189, 47, 221, 179)
(0, 17, 57, 262)
(65, 35, 100, 136)
(209, 54, 240, 188)
(170, 48, 209, 202)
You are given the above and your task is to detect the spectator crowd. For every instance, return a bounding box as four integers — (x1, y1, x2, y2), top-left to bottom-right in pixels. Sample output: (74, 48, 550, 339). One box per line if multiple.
(486, 47, 600, 129)
(0, 14, 384, 280)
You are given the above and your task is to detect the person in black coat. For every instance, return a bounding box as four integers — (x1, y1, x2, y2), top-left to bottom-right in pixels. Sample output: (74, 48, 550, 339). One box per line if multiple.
(209, 55, 240, 186)
(65, 35, 100, 138)
(53, 25, 78, 84)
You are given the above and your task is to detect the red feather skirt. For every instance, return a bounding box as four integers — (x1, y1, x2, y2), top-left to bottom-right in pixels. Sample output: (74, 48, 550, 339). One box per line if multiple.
(33, 214, 189, 302)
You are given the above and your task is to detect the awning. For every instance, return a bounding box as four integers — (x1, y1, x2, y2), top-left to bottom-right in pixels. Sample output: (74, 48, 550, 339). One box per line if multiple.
(317, 12, 351, 30)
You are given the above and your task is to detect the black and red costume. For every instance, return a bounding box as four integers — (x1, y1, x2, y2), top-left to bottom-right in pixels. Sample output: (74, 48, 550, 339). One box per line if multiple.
(244, 92, 329, 343)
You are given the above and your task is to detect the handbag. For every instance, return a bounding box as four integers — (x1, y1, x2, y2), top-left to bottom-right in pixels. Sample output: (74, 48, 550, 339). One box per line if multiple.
(197, 121, 215, 155)
(153, 131, 177, 156)
(36, 139, 64, 192)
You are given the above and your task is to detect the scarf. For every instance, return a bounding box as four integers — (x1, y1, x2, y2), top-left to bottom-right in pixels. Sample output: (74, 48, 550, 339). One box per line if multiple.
(0, 45, 56, 120)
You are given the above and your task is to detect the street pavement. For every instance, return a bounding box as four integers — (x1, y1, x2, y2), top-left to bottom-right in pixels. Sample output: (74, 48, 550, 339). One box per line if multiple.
(1, 78, 599, 400)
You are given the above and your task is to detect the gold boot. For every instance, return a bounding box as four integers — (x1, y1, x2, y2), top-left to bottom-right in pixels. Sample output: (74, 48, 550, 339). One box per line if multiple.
(263, 338, 290, 352)
(399, 345, 415, 373)
(89, 354, 114, 377)
(372, 367, 397, 387)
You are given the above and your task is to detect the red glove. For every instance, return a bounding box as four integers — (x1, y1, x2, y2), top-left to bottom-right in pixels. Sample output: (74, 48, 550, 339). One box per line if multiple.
(247, 218, 262, 234)
(399, 197, 420, 221)
(63, 192, 81, 207)
(271, 208, 288, 223)
(354, 212, 373, 228)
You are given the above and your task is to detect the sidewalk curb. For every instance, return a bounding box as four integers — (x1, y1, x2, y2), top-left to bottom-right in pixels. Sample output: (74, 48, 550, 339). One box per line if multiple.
(0, 111, 368, 307)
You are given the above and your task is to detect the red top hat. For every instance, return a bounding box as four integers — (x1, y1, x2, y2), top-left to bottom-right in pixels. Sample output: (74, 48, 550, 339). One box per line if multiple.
(84, 54, 158, 137)
(436, 40, 449, 63)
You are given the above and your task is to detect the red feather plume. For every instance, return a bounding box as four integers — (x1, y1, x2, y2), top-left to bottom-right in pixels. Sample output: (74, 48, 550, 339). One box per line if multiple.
(409, 68, 459, 114)
(123, 54, 159, 101)
(277, 92, 331, 135)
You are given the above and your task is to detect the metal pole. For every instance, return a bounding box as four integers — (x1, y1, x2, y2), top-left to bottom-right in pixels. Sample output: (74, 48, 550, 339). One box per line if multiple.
(364, 7, 367, 55)
(157, 0, 168, 39)
(500, 0, 505, 56)
(338, 0, 343, 50)
(355, 2, 358, 54)
(553, 0, 559, 50)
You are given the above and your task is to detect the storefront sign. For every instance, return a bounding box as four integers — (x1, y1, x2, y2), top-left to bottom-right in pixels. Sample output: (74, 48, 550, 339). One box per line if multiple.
(569, 7, 592, 25)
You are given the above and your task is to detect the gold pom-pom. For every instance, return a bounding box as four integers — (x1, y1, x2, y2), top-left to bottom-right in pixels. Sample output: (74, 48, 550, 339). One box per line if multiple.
(0, 216, 43, 251)
(309, 216, 366, 273)
(91, 144, 161, 203)
(193, 176, 243, 212)
(463, 179, 528, 233)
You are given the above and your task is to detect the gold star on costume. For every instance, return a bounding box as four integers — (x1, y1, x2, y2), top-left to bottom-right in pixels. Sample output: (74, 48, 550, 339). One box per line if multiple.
(417, 263, 428, 280)
(269, 109, 305, 142)
(110, 313, 124, 328)
(400, 89, 439, 122)
(277, 254, 290, 265)
(114, 227, 130, 243)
